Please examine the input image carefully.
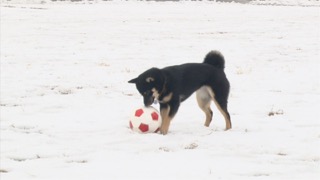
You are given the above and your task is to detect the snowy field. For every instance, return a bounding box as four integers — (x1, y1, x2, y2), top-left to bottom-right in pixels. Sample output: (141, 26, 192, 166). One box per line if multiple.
(1, 1, 320, 180)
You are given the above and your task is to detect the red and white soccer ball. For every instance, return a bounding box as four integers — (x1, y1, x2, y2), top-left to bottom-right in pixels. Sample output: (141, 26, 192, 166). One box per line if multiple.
(129, 106, 162, 133)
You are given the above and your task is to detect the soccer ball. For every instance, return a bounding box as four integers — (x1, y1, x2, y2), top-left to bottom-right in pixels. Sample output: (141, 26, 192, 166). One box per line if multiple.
(129, 106, 162, 133)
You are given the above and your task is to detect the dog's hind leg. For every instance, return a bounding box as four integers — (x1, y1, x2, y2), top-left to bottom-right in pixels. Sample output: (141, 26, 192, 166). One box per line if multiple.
(213, 95, 232, 130)
(204, 86, 231, 130)
(196, 86, 213, 127)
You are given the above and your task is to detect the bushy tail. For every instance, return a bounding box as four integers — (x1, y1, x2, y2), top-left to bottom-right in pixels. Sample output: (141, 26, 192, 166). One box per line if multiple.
(203, 50, 225, 70)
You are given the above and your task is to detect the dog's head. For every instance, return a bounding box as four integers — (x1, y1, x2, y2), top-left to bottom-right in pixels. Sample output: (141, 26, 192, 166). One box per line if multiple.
(128, 68, 165, 107)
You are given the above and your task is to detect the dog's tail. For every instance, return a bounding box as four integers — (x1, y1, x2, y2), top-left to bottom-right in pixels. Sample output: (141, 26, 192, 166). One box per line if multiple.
(203, 50, 225, 70)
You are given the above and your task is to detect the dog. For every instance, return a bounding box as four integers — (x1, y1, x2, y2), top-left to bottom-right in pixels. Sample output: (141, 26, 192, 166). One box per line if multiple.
(128, 50, 231, 135)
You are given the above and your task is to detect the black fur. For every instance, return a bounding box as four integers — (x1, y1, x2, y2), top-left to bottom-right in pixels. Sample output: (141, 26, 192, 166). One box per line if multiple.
(129, 50, 231, 134)
(203, 50, 225, 69)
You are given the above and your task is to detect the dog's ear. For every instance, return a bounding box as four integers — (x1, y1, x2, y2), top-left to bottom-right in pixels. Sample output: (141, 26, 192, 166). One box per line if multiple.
(128, 77, 138, 84)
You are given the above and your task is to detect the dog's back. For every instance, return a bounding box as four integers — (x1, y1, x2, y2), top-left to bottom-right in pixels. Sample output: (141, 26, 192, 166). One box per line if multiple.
(161, 51, 228, 99)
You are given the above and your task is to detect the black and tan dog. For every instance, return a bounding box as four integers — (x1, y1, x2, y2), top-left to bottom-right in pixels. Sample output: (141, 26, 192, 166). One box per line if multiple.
(129, 50, 231, 135)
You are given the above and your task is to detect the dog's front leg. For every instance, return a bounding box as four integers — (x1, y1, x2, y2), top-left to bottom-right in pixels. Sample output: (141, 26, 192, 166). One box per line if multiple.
(160, 101, 180, 135)
(160, 104, 171, 135)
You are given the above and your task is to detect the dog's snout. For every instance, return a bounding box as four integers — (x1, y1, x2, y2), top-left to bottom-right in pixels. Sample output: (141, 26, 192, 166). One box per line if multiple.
(143, 91, 154, 107)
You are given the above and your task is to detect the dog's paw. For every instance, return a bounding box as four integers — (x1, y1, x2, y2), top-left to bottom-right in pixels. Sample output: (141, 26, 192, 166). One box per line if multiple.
(160, 128, 168, 135)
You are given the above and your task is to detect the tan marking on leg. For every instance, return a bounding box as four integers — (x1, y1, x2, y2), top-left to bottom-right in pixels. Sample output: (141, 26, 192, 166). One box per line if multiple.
(196, 89, 212, 127)
(212, 98, 232, 130)
(160, 106, 171, 135)
(205, 86, 231, 130)
(206, 86, 215, 99)
(204, 109, 212, 127)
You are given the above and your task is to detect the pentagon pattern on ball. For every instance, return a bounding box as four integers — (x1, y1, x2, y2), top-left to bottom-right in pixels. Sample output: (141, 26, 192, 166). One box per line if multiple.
(135, 109, 144, 117)
(151, 112, 159, 121)
(139, 123, 149, 132)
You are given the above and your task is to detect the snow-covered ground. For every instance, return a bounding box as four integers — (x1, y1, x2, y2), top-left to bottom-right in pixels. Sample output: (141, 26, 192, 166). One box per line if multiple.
(1, 1, 319, 180)
(1, 0, 320, 6)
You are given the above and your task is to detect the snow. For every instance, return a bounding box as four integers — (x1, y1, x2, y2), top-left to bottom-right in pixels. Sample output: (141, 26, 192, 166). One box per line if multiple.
(1, 0, 320, 6)
(1, 1, 320, 180)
